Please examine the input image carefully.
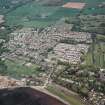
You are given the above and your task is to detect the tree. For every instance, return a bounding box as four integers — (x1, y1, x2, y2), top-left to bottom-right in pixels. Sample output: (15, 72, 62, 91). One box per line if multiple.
(79, 87, 89, 97)
(0, 41, 7, 75)
(91, 33, 96, 64)
(64, 17, 70, 24)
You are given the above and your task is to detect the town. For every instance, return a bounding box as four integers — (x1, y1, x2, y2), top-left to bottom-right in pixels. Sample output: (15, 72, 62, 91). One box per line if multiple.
(0, 0, 105, 105)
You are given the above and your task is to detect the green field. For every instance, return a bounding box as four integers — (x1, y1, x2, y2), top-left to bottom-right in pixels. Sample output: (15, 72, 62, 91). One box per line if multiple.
(4, 59, 41, 78)
(47, 85, 84, 105)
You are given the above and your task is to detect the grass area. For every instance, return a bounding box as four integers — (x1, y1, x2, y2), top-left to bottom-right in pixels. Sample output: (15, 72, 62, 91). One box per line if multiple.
(47, 85, 84, 105)
(85, 51, 93, 66)
(22, 20, 54, 28)
(4, 59, 41, 78)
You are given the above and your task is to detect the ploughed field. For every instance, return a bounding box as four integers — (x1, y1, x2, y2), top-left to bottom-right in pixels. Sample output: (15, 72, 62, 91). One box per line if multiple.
(0, 87, 66, 105)
(62, 2, 86, 9)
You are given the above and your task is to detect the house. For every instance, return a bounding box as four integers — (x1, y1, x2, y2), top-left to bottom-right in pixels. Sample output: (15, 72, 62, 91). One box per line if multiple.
(99, 69, 105, 82)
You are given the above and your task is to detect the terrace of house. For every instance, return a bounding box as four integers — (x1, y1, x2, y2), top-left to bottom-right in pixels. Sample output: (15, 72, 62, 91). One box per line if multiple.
(53, 43, 89, 64)
(0, 76, 24, 89)
(0, 15, 4, 24)
(3, 26, 91, 65)
(45, 26, 92, 42)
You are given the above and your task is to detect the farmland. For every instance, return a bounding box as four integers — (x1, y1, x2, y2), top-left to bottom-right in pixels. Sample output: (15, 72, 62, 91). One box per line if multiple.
(0, 0, 104, 28)
(5, 0, 80, 27)
(85, 35, 105, 68)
